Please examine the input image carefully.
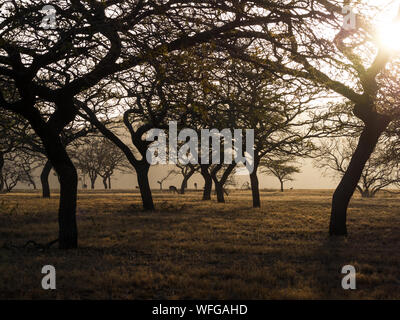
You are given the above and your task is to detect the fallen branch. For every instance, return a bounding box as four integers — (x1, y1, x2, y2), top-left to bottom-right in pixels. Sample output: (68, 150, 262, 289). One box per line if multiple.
(2, 239, 59, 251)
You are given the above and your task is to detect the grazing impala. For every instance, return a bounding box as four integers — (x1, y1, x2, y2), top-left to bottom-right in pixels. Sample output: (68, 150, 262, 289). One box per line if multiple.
(169, 186, 179, 194)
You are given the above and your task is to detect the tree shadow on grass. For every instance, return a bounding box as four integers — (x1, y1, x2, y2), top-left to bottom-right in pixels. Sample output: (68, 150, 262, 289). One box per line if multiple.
(311, 234, 400, 299)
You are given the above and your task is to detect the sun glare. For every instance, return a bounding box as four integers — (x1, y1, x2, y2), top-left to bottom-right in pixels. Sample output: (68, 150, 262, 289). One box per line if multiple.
(377, 20, 400, 51)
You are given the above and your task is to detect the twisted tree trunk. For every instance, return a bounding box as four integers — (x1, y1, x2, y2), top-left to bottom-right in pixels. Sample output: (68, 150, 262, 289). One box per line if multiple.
(56, 154, 78, 249)
(102, 176, 108, 189)
(180, 167, 195, 195)
(214, 182, 225, 203)
(90, 175, 96, 190)
(200, 164, 212, 200)
(250, 158, 260, 208)
(21, 101, 78, 249)
(36, 131, 78, 249)
(330, 116, 390, 236)
(136, 162, 154, 211)
(250, 171, 260, 208)
(41, 160, 52, 198)
(211, 163, 236, 203)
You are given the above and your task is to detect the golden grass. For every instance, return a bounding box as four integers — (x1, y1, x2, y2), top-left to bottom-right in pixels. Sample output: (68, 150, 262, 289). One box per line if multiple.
(0, 189, 399, 299)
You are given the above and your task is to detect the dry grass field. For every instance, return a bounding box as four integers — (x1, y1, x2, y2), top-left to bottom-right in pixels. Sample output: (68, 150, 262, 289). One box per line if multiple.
(0, 189, 399, 299)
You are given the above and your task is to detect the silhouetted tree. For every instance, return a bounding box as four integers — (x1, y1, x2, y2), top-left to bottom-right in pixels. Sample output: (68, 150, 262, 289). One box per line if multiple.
(222, 2, 400, 234)
(157, 170, 175, 191)
(261, 158, 300, 192)
(71, 137, 128, 190)
(174, 163, 199, 195)
(203, 57, 328, 207)
(210, 163, 237, 203)
(0, 151, 36, 192)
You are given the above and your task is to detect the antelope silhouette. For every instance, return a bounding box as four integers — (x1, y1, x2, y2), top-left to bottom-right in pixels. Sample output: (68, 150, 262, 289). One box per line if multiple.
(169, 186, 179, 194)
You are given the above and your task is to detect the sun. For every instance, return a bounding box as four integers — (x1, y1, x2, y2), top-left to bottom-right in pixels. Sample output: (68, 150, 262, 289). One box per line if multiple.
(377, 20, 400, 51)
